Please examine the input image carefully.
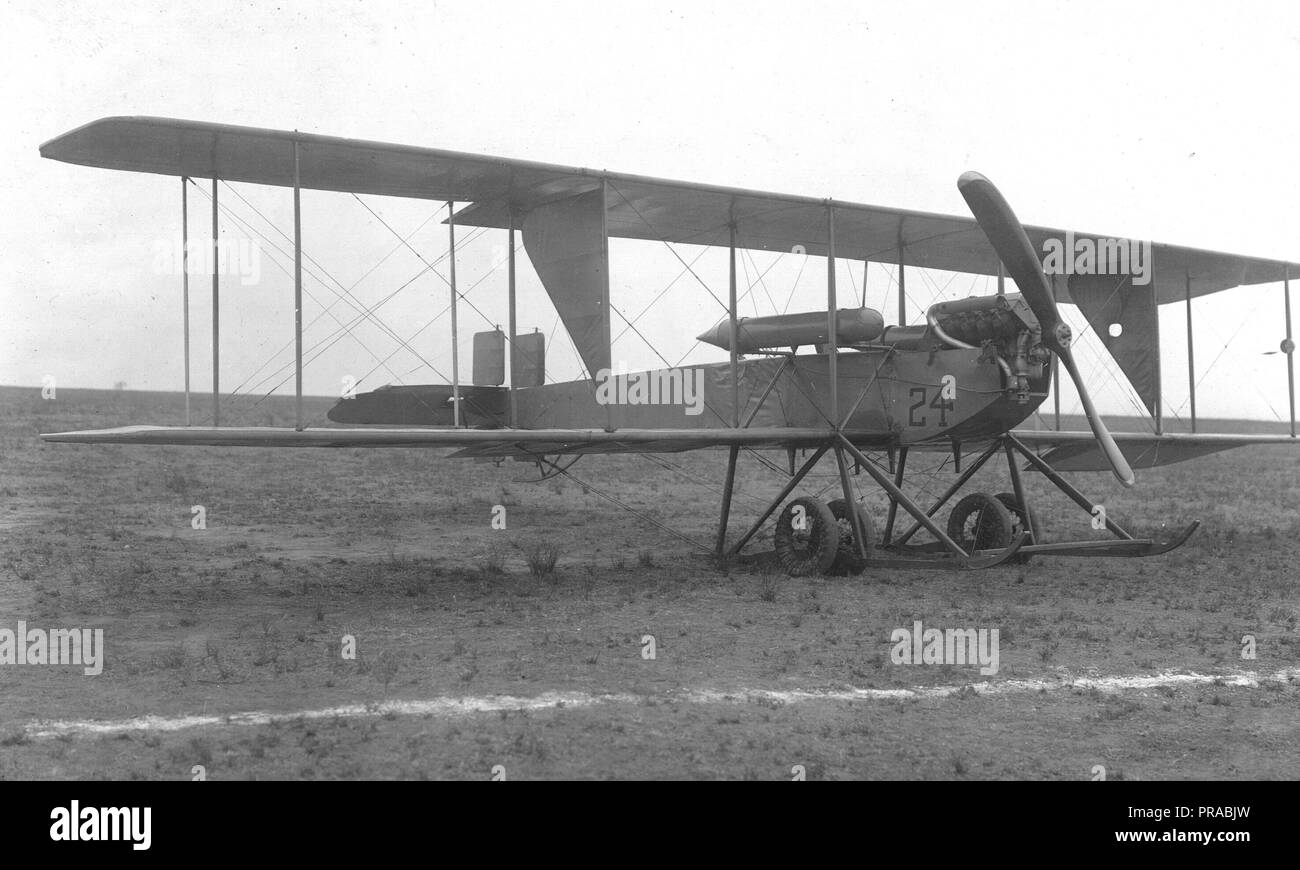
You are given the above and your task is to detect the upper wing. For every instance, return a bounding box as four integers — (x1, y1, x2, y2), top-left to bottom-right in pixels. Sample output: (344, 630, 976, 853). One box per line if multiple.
(1011, 429, 1298, 470)
(39, 424, 887, 455)
(41, 116, 1298, 304)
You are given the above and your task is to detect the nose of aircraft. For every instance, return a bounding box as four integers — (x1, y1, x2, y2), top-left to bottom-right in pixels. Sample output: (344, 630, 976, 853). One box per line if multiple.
(958, 171, 1135, 487)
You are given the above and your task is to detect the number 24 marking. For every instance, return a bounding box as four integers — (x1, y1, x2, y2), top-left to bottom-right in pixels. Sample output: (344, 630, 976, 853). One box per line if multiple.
(908, 386, 953, 427)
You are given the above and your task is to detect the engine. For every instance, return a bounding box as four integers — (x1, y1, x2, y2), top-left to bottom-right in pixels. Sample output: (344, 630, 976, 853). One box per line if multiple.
(926, 293, 1048, 402)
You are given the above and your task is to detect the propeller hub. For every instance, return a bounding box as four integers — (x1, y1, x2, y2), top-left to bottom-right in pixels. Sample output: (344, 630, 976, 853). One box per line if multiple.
(1052, 322, 1072, 348)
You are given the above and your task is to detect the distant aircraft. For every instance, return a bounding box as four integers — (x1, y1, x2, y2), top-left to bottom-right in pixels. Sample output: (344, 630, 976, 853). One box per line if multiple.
(38, 118, 1299, 574)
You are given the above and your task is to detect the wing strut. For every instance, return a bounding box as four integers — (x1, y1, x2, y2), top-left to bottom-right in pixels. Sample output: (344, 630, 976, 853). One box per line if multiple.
(181, 177, 191, 426)
(507, 210, 518, 426)
(715, 220, 741, 554)
(600, 178, 612, 430)
(827, 202, 838, 422)
(896, 238, 906, 326)
(448, 201, 461, 428)
(211, 177, 220, 427)
(1287, 265, 1296, 438)
(1185, 273, 1196, 432)
(827, 205, 871, 553)
(293, 139, 304, 430)
(1153, 278, 1164, 435)
(1052, 277, 1060, 430)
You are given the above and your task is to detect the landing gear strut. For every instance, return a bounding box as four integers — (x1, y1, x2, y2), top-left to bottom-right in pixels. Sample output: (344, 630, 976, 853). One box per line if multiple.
(719, 434, 1195, 576)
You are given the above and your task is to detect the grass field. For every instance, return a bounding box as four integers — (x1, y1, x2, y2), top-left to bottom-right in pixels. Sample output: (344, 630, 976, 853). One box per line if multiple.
(1, 384, 1298, 780)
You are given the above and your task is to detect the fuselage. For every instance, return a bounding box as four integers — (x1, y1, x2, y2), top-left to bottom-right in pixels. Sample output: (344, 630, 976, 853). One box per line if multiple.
(330, 347, 1050, 447)
(329, 292, 1052, 446)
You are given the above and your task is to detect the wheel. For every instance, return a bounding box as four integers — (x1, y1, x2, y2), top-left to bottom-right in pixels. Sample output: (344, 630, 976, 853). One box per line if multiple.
(827, 498, 875, 575)
(994, 492, 1043, 564)
(774, 497, 840, 576)
(946, 492, 1014, 553)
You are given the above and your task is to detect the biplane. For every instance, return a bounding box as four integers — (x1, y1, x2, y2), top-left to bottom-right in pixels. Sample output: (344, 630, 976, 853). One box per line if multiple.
(37, 117, 1300, 574)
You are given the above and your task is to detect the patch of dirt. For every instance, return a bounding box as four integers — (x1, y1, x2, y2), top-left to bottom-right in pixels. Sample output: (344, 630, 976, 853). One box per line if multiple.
(1, 386, 1298, 779)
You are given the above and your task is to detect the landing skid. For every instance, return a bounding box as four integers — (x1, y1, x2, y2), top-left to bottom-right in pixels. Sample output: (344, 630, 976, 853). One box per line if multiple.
(881, 520, 1198, 559)
(1015, 521, 1199, 557)
(866, 532, 1027, 570)
(729, 532, 1027, 572)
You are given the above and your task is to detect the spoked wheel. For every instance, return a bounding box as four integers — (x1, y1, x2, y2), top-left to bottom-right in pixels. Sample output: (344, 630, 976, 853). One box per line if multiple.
(946, 492, 1014, 554)
(994, 492, 1043, 564)
(827, 498, 875, 575)
(774, 497, 839, 576)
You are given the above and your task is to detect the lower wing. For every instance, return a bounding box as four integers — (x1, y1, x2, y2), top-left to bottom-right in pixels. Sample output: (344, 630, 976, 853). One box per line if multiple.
(44, 424, 1293, 467)
(1010, 429, 1297, 470)
(39, 425, 891, 456)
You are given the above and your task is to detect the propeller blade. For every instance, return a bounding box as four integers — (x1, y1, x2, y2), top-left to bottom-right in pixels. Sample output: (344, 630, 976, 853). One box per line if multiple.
(957, 172, 1064, 348)
(1055, 345, 1137, 488)
(957, 171, 1135, 487)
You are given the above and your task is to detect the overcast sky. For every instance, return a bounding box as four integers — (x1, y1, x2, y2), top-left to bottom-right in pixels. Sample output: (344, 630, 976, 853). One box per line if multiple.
(3, 0, 1298, 423)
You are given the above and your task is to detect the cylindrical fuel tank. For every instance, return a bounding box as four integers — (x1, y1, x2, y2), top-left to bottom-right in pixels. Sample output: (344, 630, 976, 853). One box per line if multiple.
(696, 308, 885, 353)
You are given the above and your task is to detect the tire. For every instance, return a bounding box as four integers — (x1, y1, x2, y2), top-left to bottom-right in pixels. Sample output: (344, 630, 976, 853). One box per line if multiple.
(827, 498, 875, 575)
(946, 492, 1014, 553)
(774, 497, 840, 576)
(994, 492, 1043, 564)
